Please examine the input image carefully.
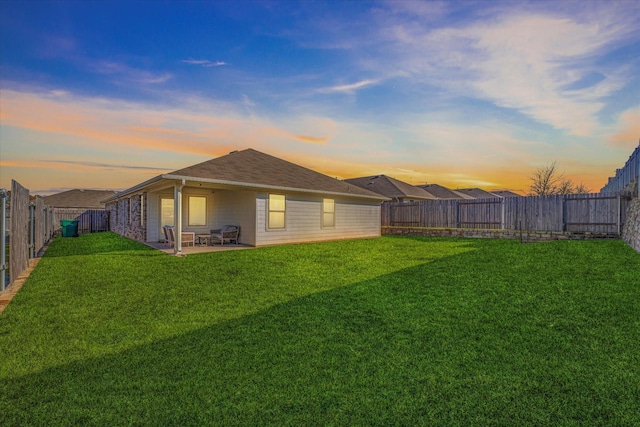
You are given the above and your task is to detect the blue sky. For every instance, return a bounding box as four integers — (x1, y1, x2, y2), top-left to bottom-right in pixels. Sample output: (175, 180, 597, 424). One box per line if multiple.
(1, 0, 638, 195)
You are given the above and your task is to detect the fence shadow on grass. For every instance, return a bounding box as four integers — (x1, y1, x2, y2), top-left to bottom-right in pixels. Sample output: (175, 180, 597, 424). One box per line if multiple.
(2, 239, 639, 426)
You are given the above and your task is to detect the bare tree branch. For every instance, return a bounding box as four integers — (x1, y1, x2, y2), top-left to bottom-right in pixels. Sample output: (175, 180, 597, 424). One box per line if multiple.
(529, 161, 563, 196)
(528, 162, 589, 195)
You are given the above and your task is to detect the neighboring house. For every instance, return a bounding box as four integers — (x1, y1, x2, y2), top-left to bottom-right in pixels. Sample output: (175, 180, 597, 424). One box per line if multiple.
(44, 189, 117, 234)
(417, 184, 473, 200)
(452, 188, 502, 199)
(344, 175, 436, 202)
(44, 189, 117, 209)
(104, 149, 388, 253)
(490, 190, 521, 198)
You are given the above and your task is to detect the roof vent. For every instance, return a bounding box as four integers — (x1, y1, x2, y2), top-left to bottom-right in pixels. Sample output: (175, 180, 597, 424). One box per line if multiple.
(229, 150, 238, 154)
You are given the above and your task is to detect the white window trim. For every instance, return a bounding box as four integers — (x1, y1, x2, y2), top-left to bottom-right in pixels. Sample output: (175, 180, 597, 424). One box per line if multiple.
(267, 193, 286, 230)
(187, 195, 208, 227)
(322, 198, 335, 229)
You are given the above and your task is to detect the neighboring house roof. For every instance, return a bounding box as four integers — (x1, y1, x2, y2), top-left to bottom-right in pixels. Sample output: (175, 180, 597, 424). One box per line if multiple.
(417, 184, 471, 199)
(453, 188, 501, 199)
(44, 189, 117, 208)
(344, 175, 436, 201)
(106, 149, 387, 202)
(490, 190, 522, 198)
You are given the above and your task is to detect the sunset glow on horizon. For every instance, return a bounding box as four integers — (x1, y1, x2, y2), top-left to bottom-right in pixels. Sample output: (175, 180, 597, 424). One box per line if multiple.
(1, 1, 638, 196)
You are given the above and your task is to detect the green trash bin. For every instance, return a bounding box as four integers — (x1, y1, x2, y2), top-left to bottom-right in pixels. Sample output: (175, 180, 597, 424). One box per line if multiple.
(61, 219, 79, 237)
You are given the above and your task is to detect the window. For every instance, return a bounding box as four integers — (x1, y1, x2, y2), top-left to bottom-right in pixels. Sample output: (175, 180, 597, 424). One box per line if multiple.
(188, 196, 207, 226)
(322, 198, 335, 228)
(268, 194, 286, 229)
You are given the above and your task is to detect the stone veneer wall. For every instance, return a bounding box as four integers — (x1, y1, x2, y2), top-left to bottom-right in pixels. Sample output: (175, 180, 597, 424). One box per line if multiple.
(382, 227, 620, 242)
(106, 194, 147, 242)
(622, 197, 640, 253)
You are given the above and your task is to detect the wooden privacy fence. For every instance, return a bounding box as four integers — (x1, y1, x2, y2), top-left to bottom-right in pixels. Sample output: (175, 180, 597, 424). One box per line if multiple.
(382, 193, 632, 234)
(2, 180, 110, 290)
(4, 180, 57, 290)
(51, 209, 109, 234)
(601, 142, 639, 195)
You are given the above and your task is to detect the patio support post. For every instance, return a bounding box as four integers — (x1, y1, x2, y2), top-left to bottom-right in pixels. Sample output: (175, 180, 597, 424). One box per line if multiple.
(174, 180, 185, 255)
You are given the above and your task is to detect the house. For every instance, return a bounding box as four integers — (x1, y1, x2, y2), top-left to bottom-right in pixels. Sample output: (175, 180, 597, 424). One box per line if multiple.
(344, 175, 436, 202)
(417, 184, 473, 200)
(452, 188, 502, 199)
(490, 190, 521, 198)
(44, 189, 117, 234)
(44, 189, 117, 209)
(104, 149, 388, 254)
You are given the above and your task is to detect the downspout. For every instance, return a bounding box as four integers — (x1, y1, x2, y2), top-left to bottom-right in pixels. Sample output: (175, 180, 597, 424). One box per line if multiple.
(1, 189, 6, 291)
(174, 180, 185, 255)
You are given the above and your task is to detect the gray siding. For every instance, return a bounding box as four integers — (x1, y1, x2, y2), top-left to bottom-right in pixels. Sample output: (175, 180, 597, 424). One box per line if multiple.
(255, 193, 380, 246)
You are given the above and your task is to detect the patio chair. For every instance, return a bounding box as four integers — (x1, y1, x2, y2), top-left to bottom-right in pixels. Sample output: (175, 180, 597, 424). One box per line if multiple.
(163, 226, 195, 248)
(163, 225, 175, 248)
(210, 225, 240, 245)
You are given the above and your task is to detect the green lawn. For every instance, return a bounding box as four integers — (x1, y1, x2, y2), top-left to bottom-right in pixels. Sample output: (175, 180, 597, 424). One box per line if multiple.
(1, 232, 639, 426)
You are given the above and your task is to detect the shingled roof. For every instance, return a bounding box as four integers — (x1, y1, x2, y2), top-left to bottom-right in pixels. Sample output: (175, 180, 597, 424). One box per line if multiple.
(453, 188, 501, 199)
(109, 149, 386, 201)
(44, 189, 117, 208)
(418, 184, 471, 199)
(344, 175, 436, 201)
(490, 190, 521, 197)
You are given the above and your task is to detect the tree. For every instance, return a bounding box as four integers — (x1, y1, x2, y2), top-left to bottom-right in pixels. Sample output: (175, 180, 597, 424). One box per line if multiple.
(529, 162, 590, 196)
(529, 161, 562, 196)
(557, 178, 576, 195)
(574, 182, 590, 194)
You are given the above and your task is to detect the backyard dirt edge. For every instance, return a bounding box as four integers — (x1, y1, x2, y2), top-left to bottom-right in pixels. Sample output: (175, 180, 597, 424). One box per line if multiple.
(0, 258, 41, 315)
(0, 244, 49, 315)
(382, 226, 620, 242)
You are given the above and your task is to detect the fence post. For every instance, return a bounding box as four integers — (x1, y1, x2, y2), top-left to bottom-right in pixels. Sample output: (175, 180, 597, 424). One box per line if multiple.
(617, 193, 622, 236)
(1, 189, 6, 291)
(561, 195, 566, 232)
(500, 198, 506, 229)
(43, 206, 47, 246)
(636, 144, 640, 196)
(29, 202, 36, 259)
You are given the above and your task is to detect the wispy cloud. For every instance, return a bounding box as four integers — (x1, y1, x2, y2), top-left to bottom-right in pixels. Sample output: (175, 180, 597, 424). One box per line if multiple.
(91, 60, 172, 84)
(182, 58, 227, 67)
(294, 135, 329, 144)
(374, 5, 638, 136)
(0, 88, 331, 158)
(0, 159, 171, 173)
(45, 160, 173, 171)
(316, 79, 379, 94)
(608, 106, 640, 148)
